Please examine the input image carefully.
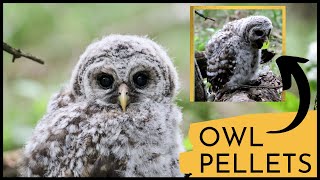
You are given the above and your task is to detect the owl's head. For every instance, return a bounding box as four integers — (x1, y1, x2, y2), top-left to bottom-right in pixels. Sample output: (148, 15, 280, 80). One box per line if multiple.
(69, 34, 179, 111)
(239, 15, 273, 49)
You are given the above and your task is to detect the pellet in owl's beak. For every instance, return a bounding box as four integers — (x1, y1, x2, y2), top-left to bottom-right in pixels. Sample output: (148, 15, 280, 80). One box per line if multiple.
(118, 83, 129, 112)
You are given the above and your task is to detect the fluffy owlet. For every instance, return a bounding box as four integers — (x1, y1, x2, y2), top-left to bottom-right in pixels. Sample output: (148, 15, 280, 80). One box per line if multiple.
(19, 34, 184, 177)
(205, 16, 273, 99)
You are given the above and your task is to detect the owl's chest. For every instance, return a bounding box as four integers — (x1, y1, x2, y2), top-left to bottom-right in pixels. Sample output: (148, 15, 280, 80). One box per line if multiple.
(81, 103, 171, 146)
(235, 47, 260, 79)
(79, 105, 174, 175)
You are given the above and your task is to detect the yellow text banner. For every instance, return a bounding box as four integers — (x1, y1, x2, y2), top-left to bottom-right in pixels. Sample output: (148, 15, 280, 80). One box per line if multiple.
(180, 111, 317, 177)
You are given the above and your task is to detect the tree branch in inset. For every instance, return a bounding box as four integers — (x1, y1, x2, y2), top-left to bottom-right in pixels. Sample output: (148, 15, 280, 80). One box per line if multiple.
(195, 11, 215, 22)
(314, 94, 317, 110)
(3, 42, 44, 65)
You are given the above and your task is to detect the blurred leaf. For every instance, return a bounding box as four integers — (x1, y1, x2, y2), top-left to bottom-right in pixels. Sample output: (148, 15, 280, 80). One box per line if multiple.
(13, 79, 45, 100)
(203, 78, 212, 89)
(261, 40, 270, 50)
(183, 137, 193, 151)
(265, 92, 299, 112)
(3, 128, 16, 151)
(197, 43, 205, 51)
(12, 125, 34, 146)
(194, 36, 199, 42)
(30, 95, 49, 125)
(206, 28, 215, 33)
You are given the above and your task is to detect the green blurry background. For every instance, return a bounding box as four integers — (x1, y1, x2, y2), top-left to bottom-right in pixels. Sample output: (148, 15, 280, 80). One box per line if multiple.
(3, 3, 317, 152)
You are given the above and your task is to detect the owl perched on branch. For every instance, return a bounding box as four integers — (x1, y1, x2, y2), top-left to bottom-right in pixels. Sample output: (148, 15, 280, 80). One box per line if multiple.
(205, 16, 273, 100)
(19, 35, 184, 177)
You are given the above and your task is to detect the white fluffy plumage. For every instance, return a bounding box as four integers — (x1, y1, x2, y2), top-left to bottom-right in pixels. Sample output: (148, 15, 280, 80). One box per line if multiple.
(19, 34, 185, 177)
(205, 16, 273, 96)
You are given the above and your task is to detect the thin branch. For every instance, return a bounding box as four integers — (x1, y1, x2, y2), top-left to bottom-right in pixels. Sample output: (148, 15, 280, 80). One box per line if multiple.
(238, 84, 283, 89)
(3, 42, 44, 65)
(195, 11, 215, 22)
(315, 94, 317, 110)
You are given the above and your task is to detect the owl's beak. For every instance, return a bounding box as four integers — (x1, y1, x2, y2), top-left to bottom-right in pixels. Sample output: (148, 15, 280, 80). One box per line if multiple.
(118, 83, 129, 112)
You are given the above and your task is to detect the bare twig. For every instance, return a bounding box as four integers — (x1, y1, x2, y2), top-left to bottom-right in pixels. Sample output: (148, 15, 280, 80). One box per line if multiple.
(195, 11, 215, 22)
(194, 56, 207, 101)
(194, 51, 207, 79)
(237, 84, 283, 89)
(3, 42, 44, 64)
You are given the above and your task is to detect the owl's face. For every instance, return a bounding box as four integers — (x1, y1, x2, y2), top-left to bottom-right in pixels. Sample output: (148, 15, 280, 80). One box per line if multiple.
(242, 16, 273, 49)
(70, 35, 179, 112)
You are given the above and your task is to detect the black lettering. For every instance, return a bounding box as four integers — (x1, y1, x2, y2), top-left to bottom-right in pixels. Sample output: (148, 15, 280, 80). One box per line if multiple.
(299, 153, 311, 173)
(201, 153, 213, 173)
(250, 153, 263, 173)
(250, 127, 263, 146)
(234, 153, 246, 173)
(267, 153, 280, 173)
(200, 127, 219, 147)
(217, 153, 229, 173)
(223, 127, 246, 146)
(283, 153, 296, 173)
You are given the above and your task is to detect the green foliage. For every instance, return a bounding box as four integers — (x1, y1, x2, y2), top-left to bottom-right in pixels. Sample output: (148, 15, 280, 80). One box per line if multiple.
(203, 78, 212, 89)
(261, 40, 270, 50)
(194, 31, 211, 51)
(3, 79, 53, 151)
(183, 137, 193, 151)
(265, 92, 299, 112)
(194, 27, 218, 51)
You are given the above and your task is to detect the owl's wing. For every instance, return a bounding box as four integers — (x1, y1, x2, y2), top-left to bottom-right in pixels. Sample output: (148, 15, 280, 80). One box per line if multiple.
(19, 100, 92, 177)
(21, 84, 126, 177)
(19, 112, 60, 177)
(205, 31, 239, 92)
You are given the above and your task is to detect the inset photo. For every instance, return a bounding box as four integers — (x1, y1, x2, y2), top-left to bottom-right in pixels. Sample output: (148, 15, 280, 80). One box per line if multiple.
(190, 6, 286, 102)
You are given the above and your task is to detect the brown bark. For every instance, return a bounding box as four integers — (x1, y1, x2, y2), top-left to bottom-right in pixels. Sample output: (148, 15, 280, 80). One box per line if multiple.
(3, 42, 44, 64)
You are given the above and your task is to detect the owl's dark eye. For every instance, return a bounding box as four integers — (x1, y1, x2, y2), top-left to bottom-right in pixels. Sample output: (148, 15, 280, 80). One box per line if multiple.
(133, 72, 148, 88)
(97, 73, 114, 89)
(255, 30, 264, 36)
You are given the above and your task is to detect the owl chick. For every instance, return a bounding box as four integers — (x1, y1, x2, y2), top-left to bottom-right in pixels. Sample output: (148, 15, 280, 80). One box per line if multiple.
(19, 34, 185, 177)
(205, 16, 273, 100)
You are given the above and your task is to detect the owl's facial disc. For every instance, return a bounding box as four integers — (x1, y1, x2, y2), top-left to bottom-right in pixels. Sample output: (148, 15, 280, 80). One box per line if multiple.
(89, 63, 155, 112)
(117, 71, 150, 112)
(250, 27, 271, 49)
